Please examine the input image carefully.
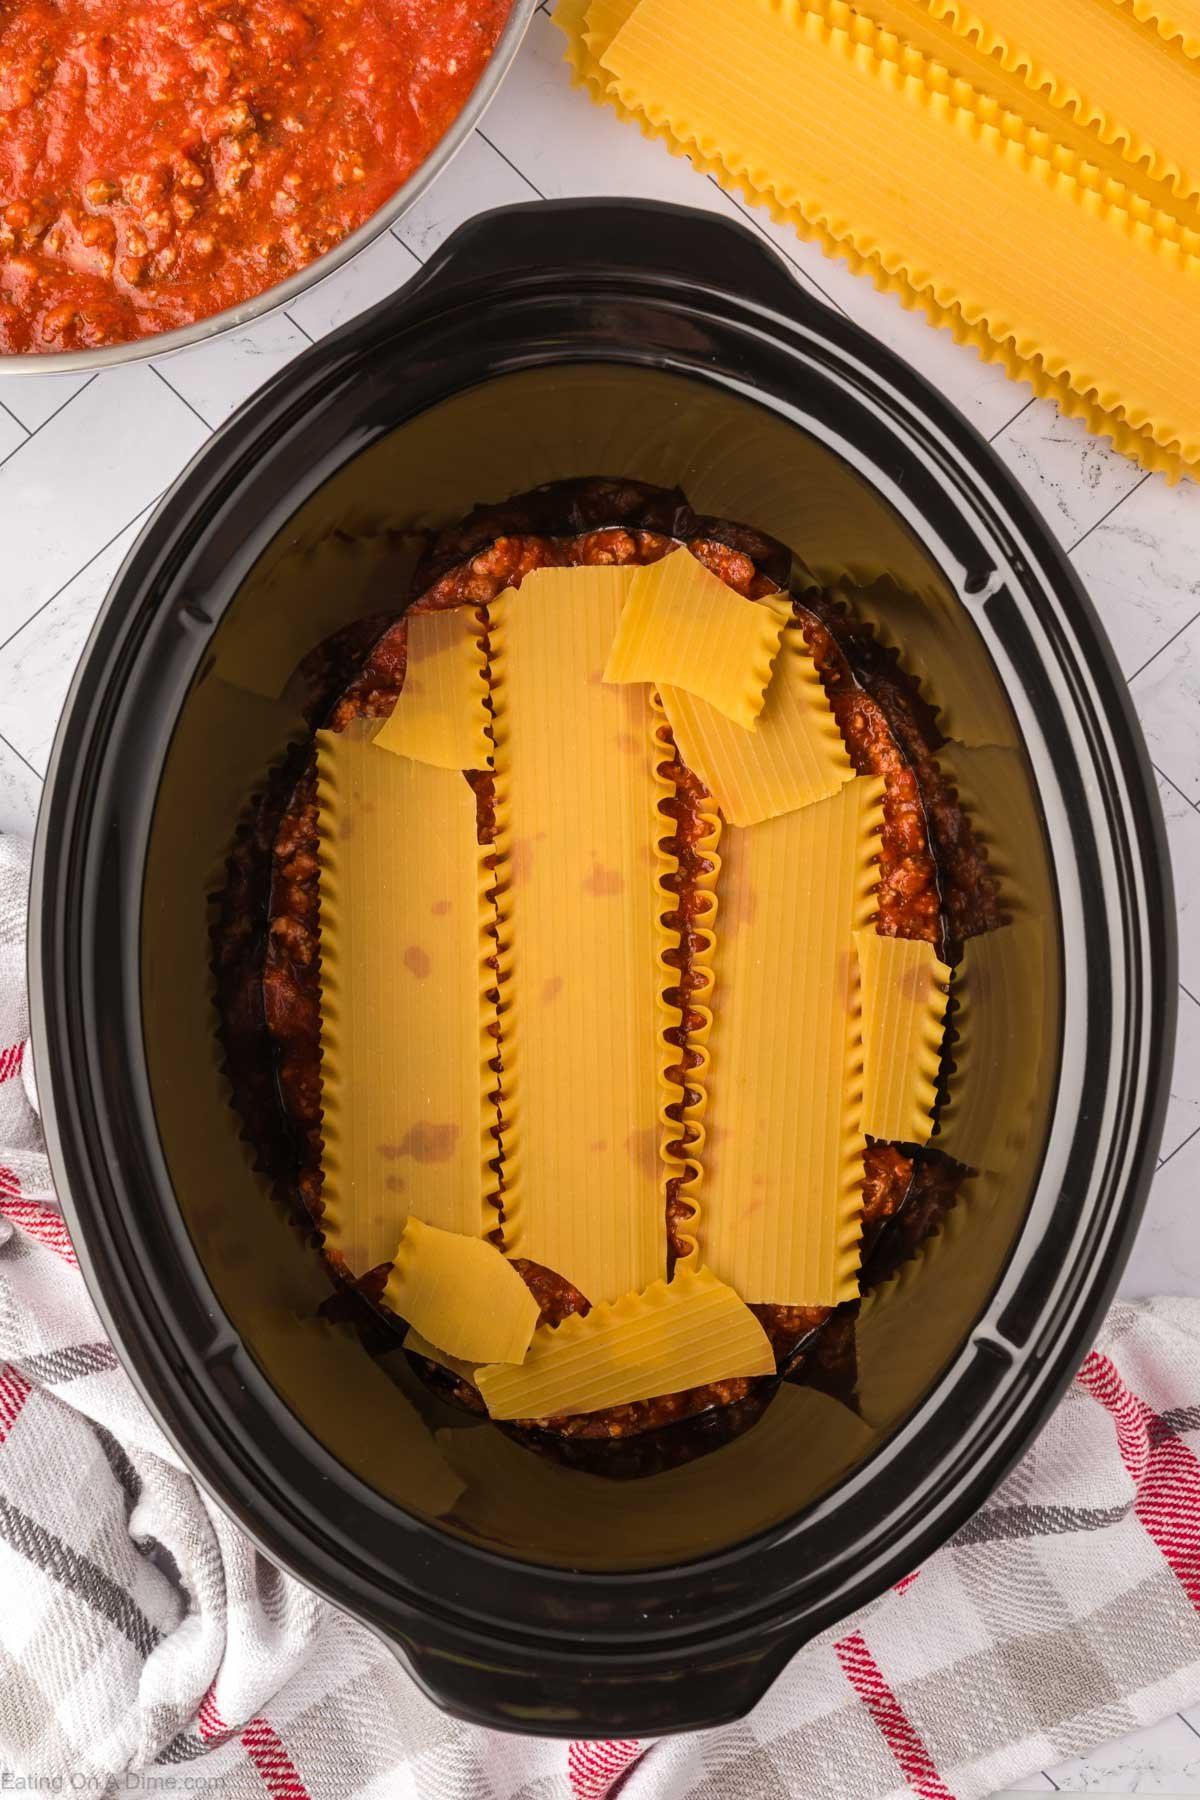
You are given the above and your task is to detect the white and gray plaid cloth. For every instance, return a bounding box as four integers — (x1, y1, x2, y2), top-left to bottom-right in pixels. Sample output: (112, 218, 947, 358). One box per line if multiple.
(0, 828, 1198, 1800)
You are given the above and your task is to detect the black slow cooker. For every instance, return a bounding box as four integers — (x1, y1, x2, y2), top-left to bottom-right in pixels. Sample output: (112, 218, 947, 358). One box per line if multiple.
(30, 200, 1175, 1737)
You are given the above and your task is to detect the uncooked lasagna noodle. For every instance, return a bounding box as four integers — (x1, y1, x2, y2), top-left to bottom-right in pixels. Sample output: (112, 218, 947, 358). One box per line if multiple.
(854, 930, 951, 1144)
(563, 0, 1200, 477)
(603, 549, 790, 728)
(922, 0, 1200, 202)
(701, 776, 884, 1307)
(372, 606, 491, 771)
(490, 567, 677, 1304)
(404, 1328, 479, 1385)
(382, 1217, 540, 1366)
(475, 1264, 775, 1419)
(1109, 0, 1200, 58)
(660, 623, 854, 825)
(316, 723, 492, 1272)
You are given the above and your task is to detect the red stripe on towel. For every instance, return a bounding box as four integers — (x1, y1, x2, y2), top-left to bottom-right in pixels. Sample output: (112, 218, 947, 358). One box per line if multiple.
(241, 1717, 312, 1800)
(197, 1685, 231, 1745)
(0, 1165, 76, 1264)
(836, 1630, 957, 1800)
(568, 1739, 645, 1799)
(1078, 1349, 1200, 1611)
(0, 1364, 31, 1442)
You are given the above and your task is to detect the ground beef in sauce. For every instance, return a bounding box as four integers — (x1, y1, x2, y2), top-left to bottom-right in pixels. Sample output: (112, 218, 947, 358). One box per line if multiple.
(216, 479, 998, 1458)
(0, 0, 511, 353)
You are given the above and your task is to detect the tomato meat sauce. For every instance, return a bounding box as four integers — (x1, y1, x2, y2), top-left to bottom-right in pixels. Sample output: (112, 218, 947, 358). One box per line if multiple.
(0, 0, 512, 354)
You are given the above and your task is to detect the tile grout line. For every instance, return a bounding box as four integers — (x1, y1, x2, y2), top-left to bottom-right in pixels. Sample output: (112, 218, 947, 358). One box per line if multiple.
(0, 371, 99, 475)
(1065, 471, 1151, 559)
(988, 393, 1036, 443)
(0, 495, 163, 665)
(1159, 1116, 1200, 1172)
(0, 729, 41, 783)
(1126, 599, 1200, 686)
(475, 128, 547, 198)
(1179, 1712, 1200, 1744)
(388, 227, 427, 268)
(1182, 981, 1200, 1008)
(0, 396, 29, 440)
(1154, 760, 1200, 816)
(149, 359, 218, 434)
(285, 311, 316, 345)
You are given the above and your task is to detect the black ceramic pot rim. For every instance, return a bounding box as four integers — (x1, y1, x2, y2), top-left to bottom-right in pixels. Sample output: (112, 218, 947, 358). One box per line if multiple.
(30, 201, 1175, 1732)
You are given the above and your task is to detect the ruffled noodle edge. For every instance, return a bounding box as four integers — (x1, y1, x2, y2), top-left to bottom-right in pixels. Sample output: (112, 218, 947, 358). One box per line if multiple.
(559, 0, 1196, 478)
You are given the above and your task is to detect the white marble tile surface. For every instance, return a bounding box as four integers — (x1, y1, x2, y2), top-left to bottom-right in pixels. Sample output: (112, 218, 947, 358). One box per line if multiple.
(1047, 1711, 1200, 1791)
(1071, 476, 1200, 681)
(0, 737, 41, 839)
(157, 311, 314, 428)
(992, 405, 1147, 550)
(0, 400, 29, 466)
(0, 369, 93, 434)
(0, 364, 206, 642)
(1131, 613, 1200, 806)
(286, 229, 421, 340)
(396, 129, 538, 261)
(1, 16, 1199, 1797)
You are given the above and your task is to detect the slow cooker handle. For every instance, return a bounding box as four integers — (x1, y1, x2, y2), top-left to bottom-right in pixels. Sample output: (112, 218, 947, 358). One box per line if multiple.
(395, 1628, 795, 1739)
(405, 196, 830, 322)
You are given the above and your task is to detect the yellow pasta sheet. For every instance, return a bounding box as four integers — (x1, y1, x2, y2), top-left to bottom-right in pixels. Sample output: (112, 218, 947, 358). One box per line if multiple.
(404, 1328, 478, 1387)
(557, 0, 1194, 476)
(382, 1217, 539, 1365)
(702, 776, 884, 1306)
(372, 605, 491, 771)
(596, 0, 1200, 474)
(569, 0, 1193, 226)
(604, 549, 789, 728)
(317, 724, 490, 1274)
(854, 930, 950, 1144)
(923, 0, 1200, 201)
(1108, 0, 1200, 60)
(491, 566, 675, 1304)
(661, 624, 853, 824)
(476, 1264, 775, 1420)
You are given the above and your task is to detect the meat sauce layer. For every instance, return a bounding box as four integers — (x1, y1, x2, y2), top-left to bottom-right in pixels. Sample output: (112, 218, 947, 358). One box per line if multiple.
(0, 0, 510, 353)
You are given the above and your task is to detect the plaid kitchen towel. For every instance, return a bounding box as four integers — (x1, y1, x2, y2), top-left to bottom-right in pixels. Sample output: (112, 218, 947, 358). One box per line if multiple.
(0, 827, 1198, 1800)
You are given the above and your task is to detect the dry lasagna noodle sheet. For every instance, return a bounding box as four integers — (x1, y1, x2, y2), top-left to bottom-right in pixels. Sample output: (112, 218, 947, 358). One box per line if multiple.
(372, 606, 491, 771)
(702, 776, 884, 1307)
(564, 0, 1200, 477)
(563, 0, 1197, 475)
(404, 1327, 479, 1387)
(854, 930, 951, 1144)
(660, 624, 854, 825)
(475, 1265, 775, 1420)
(382, 1217, 539, 1366)
(604, 549, 790, 728)
(1109, 0, 1200, 58)
(491, 566, 677, 1305)
(923, 0, 1200, 202)
(316, 723, 491, 1273)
